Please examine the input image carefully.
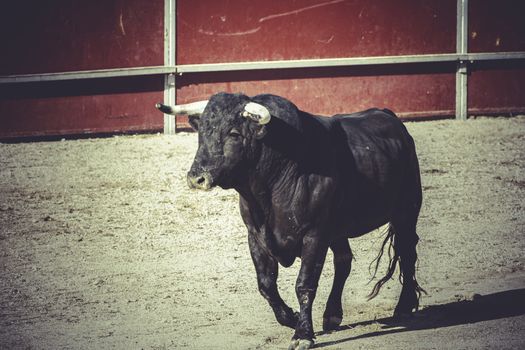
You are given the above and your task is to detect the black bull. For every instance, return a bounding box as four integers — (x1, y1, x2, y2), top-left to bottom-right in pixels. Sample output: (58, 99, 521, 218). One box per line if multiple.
(156, 93, 425, 350)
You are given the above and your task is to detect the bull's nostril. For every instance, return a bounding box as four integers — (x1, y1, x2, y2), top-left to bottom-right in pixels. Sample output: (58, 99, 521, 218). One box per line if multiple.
(187, 171, 211, 190)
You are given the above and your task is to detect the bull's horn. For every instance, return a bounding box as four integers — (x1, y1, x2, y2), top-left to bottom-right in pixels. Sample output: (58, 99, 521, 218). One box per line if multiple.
(242, 102, 271, 124)
(155, 100, 208, 116)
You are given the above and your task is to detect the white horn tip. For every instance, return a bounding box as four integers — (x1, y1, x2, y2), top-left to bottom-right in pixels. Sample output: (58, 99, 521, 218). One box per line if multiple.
(244, 102, 271, 124)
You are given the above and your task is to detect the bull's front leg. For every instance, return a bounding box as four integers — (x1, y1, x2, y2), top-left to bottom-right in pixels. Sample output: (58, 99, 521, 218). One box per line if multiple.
(248, 233, 299, 328)
(289, 234, 328, 350)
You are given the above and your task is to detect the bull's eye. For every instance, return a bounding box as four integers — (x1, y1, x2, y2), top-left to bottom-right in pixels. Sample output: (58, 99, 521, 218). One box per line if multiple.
(228, 129, 242, 138)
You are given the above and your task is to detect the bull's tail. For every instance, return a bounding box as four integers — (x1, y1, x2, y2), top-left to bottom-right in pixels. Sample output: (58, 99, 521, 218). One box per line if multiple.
(367, 224, 398, 300)
(367, 223, 426, 303)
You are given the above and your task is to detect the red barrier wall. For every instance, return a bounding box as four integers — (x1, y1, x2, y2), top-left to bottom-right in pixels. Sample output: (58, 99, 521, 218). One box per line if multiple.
(0, 0, 164, 74)
(0, 0, 524, 138)
(0, 0, 164, 139)
(469, 0, 525, 53)
(177, 0, 456, 64)
(468, 0, 525, 115)
(469, 61, 525, 115)
(176, 64, 456, 118)
(0, 76, 164, 138)
(175, 0, 457, 127)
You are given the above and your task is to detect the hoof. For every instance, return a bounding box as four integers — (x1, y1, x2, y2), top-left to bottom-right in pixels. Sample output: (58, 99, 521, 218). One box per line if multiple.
(288, 339, 314, 350)
(322, 315, 342, 331)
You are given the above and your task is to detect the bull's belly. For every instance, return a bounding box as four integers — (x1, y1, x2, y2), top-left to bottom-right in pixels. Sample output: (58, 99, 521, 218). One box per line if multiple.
(331, 198, 394, 239)
(256, 185, 400, 264)
(344, 216, 390, 238)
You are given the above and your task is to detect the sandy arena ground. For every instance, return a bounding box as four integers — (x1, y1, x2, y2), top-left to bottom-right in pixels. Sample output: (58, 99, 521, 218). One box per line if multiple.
(1, 116, 524, 349)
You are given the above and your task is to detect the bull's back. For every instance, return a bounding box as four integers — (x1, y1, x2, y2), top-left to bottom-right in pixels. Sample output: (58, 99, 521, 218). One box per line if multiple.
(332, 108, 413, 167)
(330, 109, 418, 236)
(333, 108, 408, 141)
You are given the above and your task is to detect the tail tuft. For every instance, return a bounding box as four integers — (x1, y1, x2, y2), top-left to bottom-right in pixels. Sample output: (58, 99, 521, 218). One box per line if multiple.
(367, 224, 398, 300)
(367, 224, 427, 304)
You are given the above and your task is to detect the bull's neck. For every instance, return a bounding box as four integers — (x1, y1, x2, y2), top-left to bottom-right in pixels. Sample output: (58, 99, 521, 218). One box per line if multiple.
(239, 142, 301, 205)
(235, 113, 310, 207)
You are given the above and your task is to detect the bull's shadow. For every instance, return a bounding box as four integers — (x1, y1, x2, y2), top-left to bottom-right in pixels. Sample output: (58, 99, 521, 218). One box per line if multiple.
(314, 288, 525, 348)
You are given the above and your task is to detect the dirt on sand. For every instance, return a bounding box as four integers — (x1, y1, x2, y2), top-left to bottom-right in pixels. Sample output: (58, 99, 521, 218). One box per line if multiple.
(1, 116, 524, 349)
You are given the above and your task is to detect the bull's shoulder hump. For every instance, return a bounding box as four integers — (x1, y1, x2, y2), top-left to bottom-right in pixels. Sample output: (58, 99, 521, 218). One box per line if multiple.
(332, 108, 397, 120)
(331, 108, 408, 140)
(333, 108, 400, 127)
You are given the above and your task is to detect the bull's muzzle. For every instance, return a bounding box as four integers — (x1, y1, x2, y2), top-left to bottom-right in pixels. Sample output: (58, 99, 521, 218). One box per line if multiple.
(187, 171, 212, 190)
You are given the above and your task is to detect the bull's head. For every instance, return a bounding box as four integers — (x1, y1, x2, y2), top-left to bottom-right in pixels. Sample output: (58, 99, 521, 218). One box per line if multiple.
(156, 93, 271, 190)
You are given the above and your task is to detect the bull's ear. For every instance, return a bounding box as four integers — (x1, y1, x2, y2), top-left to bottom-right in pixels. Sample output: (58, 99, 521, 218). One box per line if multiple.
(255, 125, 267, 139)
(188, 115, 200, 131)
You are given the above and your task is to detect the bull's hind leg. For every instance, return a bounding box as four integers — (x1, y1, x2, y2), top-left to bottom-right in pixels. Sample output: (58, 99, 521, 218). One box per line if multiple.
(323, 239, 352, 331)
(393, 147, 425, 318)
(368, 139, 425, 318)
(391, 220, 425, 318)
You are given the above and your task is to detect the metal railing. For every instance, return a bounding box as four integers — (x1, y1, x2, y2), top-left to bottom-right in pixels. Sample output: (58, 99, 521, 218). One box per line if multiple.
(1, 0, 524, 133)
(2, 52, 524, 83)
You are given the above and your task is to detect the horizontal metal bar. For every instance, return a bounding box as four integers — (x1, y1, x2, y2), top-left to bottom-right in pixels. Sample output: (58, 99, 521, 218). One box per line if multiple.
(175, 54, 460, 73)
(1, 52, 524, 84)
(0, 66, 176, 84)
(465, 51, 525, 62)
(175, 52, 525, 74)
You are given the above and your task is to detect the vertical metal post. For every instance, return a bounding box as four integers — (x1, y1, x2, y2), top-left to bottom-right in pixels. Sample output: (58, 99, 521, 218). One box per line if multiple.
(456, 0, 468, 120)
(164, 0, 177, 134)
